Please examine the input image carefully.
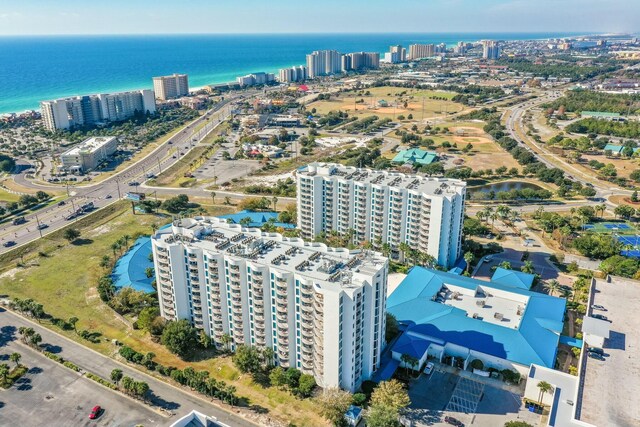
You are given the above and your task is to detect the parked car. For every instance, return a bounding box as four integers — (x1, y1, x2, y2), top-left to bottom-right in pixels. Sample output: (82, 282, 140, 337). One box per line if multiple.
(588, 352, 605, 361)
(445, 416, 464, 426)
(592, 314, 609, 321)
(484, 255, 493, 262)
(128, 181, 139, 187)
(424, 362, 434, 375)
(588, 347, 604, 356)
(57, 201, 66, 206)
(105, 194, 112, 199)
(89, 405, 102, 419)
(591, 304, 606, 311)
(3, 241, 16, 247)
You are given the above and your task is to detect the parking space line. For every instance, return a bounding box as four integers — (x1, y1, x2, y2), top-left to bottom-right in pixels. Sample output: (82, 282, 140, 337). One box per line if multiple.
(446, 377, 485, 415)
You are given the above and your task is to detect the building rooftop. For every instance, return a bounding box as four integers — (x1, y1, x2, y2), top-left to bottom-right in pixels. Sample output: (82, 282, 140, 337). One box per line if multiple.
(387, 267, 566, 368)
(62, 136, 117, 156)
(154, 217, 387, 288)
(300, 163, 466, 198)
(491, 267, 535, 290)
(392, 148, 438, 165)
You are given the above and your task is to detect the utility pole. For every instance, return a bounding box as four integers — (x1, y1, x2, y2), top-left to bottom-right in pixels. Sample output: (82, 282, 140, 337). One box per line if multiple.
(157, 157, 162, 173)
(115, 180, 121, 199)
(35, 214, 42, 238)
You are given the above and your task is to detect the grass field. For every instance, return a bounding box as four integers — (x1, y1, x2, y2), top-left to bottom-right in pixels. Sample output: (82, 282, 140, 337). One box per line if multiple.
(0, 201, 326, 426)
(0, 186, 21, 203)
(308, 86, 464, 120)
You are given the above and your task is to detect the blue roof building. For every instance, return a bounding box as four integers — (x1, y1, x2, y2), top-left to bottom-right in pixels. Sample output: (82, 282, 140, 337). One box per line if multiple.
(217, 210, 295, 229)
(603, 144, 639, 155)
(386, 267, 566, 375)
(491, 267, 535, 290)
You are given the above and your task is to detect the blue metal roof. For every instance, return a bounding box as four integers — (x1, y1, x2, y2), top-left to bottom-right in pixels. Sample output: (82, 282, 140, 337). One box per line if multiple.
(217, 210, 295, 229)
(491, 267, 535, 290)
(387, 267, 566, 368)
(344, 405, 363, 421)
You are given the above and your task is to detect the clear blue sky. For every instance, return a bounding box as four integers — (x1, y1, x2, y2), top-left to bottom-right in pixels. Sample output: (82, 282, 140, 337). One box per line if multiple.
(0, 0, 638, 35)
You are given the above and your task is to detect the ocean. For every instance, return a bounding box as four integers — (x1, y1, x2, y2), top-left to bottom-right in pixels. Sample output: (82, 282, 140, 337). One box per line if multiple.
(0, 32, 579, 114)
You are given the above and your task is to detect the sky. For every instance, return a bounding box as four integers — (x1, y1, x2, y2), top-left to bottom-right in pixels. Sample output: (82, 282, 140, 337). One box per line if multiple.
(0, 0, 638, 35)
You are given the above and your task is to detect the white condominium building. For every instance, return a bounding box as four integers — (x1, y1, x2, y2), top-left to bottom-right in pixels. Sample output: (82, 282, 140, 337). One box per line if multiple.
(152, 217, 388, 392)
(408, 44, 436, 60)
(40, 90, 156, 131)
(236, 72, 276, 87)
(278, 65, 308, 83)
(297, 163, 466, 268)
(482, 40, 501, 60)
(306, 50, 342, 78)
(153, 73, 190, 100)
(342, 52, 381, 72)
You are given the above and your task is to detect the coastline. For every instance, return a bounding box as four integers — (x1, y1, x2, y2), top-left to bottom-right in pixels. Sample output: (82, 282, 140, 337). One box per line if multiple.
(0, 31, 596, 115)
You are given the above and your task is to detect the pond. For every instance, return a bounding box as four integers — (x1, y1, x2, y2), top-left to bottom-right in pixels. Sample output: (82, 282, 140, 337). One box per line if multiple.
(468, 181, 545, 197)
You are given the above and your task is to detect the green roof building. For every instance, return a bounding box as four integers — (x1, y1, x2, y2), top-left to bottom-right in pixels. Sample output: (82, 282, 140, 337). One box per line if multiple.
(392, 148, 438, 166)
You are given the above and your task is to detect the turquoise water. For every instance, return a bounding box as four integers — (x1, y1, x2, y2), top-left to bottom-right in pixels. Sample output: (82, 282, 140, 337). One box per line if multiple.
(0, 33, 579, 114)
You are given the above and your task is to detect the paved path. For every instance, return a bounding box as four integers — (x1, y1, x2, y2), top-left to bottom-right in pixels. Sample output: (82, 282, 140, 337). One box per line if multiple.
(0, 307, 258, 427)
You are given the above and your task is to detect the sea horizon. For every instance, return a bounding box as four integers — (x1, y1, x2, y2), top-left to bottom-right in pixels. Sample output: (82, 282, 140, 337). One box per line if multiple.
(0, 32, 589, 114)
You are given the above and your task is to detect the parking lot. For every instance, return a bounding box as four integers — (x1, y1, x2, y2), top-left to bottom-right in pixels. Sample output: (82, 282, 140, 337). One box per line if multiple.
(405, 368, 538, 427)
(0, 329, 165, 427)
(581, 278, 640, 427)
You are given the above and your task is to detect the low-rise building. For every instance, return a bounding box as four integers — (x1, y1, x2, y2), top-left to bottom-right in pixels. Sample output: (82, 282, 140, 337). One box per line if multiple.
(386, 267, 566, 377)
(392, 148, 438, 166)
(60, 136, 118, 173)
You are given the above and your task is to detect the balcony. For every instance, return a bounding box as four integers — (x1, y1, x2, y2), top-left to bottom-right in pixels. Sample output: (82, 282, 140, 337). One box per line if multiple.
(276, 312, 288, 323)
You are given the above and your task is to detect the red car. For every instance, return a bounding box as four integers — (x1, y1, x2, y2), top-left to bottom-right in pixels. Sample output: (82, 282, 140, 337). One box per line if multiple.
(89, 405, 102, 420)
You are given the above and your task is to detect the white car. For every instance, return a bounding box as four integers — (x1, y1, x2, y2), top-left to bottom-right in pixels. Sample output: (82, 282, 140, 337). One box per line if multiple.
(424, 362, 434, 375)
(484, 255, 493, 262)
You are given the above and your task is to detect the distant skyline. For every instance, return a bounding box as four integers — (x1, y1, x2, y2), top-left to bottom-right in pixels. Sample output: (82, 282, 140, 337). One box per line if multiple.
(0, 0, 639, 36)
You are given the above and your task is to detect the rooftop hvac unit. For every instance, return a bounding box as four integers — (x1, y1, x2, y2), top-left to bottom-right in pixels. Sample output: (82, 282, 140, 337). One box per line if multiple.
(476, 300, 486, 307)
(494, 312, 504, 320)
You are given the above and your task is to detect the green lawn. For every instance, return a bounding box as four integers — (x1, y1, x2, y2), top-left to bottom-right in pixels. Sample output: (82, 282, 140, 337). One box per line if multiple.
(0, 201, 327, 426)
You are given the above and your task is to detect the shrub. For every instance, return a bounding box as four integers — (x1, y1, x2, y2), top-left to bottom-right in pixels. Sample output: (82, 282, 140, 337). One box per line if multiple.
(86, 372, 118, 390)
(63, 361, 81, 372)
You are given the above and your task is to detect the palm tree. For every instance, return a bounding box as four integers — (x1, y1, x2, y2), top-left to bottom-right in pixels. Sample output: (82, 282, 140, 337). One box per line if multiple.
(210, 191, 216, 205)
(559, 287, 573, 301)
(9, 352, 21, 367)
(68, 316, 79, 332)
(398, 242, 411, 263)
(272, 196, 278, 212)
(381, 243, 391, 258)
(537, 381, 554, 404)
(110, 242, 120, 257)
(29, 333, 42, 348)
(400, 354, 412, 375)
(596, 203, 606, 218)
(220, 333, 232, 352)
(151, 223, 159, 234)
(489, 212, 499, 230)
(464, 252, 474, 273)
(122, 235, 131, 247)
(99, 255, 112, 269)
(0, 364, 9, 385)
(545, 279, 560, 296)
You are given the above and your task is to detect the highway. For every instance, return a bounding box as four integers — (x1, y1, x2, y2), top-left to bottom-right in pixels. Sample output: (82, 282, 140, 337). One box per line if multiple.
(0, 96, 242, 254)
(502, 89, 630, 209)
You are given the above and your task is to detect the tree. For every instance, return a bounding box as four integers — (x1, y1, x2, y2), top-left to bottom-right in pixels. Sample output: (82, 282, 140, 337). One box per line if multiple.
(614, 205, 635, 219)
(366, 404, 400, 427)
(537, 380, 554, 404)
(269, 366, 287, 388)
(9, 352, 21, 367)
(370, 379, 410, 414)
(316, 387, 353, 426)
(135, 381, 150, 399)
(297, 374, 316, 398)
(545, 279, 560, 296)
(30, 333, 42, 347)
(161, 319, 200, 358)
(0, 364, 9, 384)
(385, 313, 399, 343)
(521, 260, 536, 275)
(220, 333, 232, 351)
(63, 228, 81, 243)
(137, 307, 160, 331)
(504, 422, 534, 427)
(210, 191, 216, 204)
(111, 368, 123, 385)
(464, 252, 474, 273)
(632, 191, 639, 203)
(232, 345, 262, 374)
(68, 316, 79, 332)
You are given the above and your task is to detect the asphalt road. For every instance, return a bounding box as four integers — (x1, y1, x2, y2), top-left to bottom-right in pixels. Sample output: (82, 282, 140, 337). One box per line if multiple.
(0, 323, 165, 427)
(0, 308, 257, 427)
(0, 96, 243, 253)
